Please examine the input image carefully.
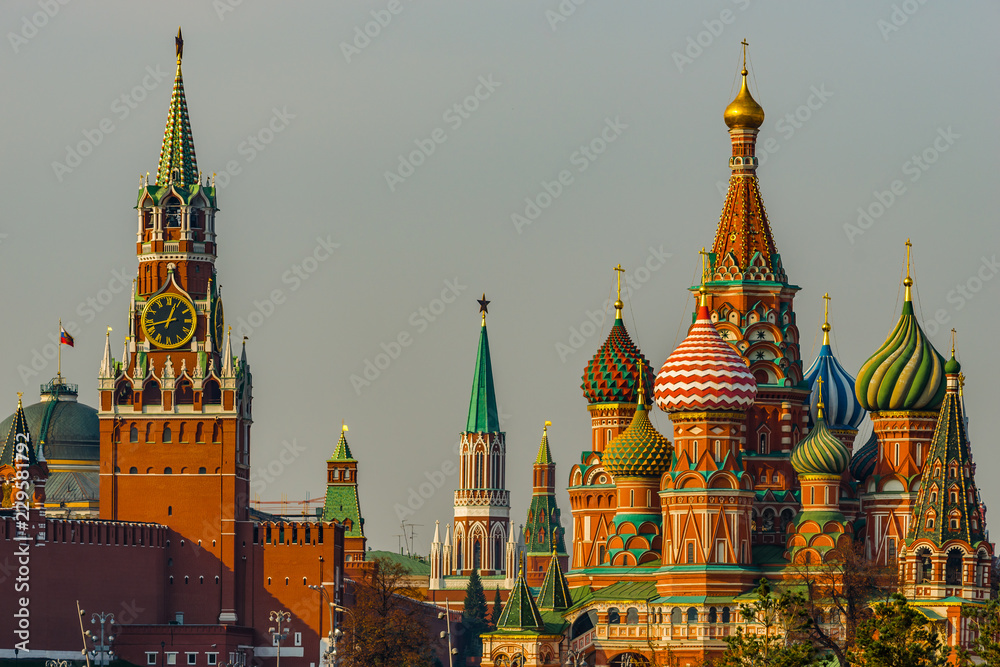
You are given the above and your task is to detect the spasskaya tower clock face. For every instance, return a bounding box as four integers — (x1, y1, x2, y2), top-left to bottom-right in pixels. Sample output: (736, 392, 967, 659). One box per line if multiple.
(141, 293, 197, 349)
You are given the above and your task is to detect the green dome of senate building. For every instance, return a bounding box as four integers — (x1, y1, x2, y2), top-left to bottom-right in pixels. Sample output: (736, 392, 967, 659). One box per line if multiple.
(0, 378, 100, 514)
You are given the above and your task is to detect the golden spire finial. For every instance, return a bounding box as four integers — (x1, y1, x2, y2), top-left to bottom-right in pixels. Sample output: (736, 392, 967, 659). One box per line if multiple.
(821, 293, 831, 345)
(477, 294, 490, 326)
(544, 420, 552, 435)
(698, 247, 710, 307)
(637, 361, 647, 407)
(741, 38, 749, 75)
(903, 238, 914, 300)
(815, 375, 825, 421)
(613, 264, 625, 320)
(342, 421, 348, 433)
(17, 391, 23, 406)
(951, 328, 956, 358)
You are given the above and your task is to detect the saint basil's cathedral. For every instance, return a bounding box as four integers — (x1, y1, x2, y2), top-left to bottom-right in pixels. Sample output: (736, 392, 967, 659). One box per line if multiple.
(0, 31, 993, 667)
(431, 54, 994, 666)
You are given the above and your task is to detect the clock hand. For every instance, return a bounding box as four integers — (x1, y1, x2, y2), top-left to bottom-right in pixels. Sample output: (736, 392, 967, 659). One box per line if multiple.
(162, 303, 179, 328)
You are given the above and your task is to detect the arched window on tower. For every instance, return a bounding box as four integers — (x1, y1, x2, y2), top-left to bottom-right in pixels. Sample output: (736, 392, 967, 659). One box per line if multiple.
(175, 379, 193, 405)
(759, 432, 768, 454)
(473, 540, 482, 570)
(212, 422, 222, 443)
(145, 423, 154, 443)
(129, 424, 138, 443)
(475, 450, 484, 488)
(115, 381, 133, 406)
(195, 423, 204, 443)
(164, 197, 182, 228)
(456, 537, 464, 571)
(143, 381, 161, 406)
(162, 424, 172, 443)
(946, 549, 963, 585)
(203, 380, 221, 405)
(494, 534, 503, 572)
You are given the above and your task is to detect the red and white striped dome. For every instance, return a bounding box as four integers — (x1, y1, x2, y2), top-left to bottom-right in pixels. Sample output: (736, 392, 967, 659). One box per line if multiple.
(654, 305, 757, 412)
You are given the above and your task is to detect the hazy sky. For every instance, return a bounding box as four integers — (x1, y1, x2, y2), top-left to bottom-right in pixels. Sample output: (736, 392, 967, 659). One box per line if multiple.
(2, 1, 998, 557)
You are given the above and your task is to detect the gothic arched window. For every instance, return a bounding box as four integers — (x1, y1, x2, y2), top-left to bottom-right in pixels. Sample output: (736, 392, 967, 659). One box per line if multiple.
(143, 381, 161, 406)
(175, 379, 193, 405)
(203, 380, 221, 405)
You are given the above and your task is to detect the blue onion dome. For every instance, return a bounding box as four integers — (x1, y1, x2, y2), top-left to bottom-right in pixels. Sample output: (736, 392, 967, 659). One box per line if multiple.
(803, 303, 865, 430)
(791, 391, 850, 477)
(850, 429, 878, 482)
(602, 381, 672, 479)
(856, 269, 946, 412)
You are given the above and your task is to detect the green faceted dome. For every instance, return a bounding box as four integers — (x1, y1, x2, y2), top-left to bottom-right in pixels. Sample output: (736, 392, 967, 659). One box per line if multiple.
(856, 300, 945, 412)
(791, 411, 850, 477)
(0, 382, 99, 463)
(602, 397, 671, 479)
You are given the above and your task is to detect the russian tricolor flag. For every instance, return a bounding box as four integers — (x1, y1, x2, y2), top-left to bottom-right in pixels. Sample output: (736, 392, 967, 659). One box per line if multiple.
(60, 327, 74, 347)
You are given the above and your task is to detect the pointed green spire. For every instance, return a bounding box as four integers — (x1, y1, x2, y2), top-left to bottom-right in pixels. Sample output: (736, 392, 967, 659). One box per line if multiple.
(467, 295, 500, 433)
(536, 551, 571, 612)
(156, 28, 199, 186)
(535, 421, 553, 464)
(331, 422, 354, 461)
(1, 395, 37, 468)
(496, 566, 544, 632)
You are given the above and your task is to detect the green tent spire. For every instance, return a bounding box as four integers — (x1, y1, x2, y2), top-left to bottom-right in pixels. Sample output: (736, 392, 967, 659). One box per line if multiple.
(535, 421, 553, 464)
(466, 295, 500, 433)
(1, 395, 37, 468)
(331, 422, 354, 461)
(536, 551, 571, 612)
(156, 28, 199, 186)
(496, 565, 544, 631)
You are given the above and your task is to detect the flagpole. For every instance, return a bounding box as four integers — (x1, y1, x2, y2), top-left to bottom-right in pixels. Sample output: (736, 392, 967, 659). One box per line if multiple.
(58, 318, 62, 383)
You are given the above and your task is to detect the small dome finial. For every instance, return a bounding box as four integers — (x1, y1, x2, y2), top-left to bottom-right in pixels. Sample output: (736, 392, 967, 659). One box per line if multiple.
(613, 264, 625, 320)
(698, 247, 710, 307)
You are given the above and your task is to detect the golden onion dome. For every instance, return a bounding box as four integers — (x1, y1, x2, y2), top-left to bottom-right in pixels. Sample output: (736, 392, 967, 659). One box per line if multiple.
(724, 69, 765, 130)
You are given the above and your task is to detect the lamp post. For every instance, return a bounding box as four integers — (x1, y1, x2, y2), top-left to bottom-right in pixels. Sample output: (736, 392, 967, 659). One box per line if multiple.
(308, 585, 335, 666)
(86, 611, 117, 666)
(329, 603, 359, 667)
(267, 611, 291, 667)
(76, 601, 92, 667)
(436, 599, 459, 667)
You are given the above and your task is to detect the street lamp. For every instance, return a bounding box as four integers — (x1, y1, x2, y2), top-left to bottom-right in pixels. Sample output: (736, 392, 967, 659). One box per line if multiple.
(308, 585, 335, 667)
(86, 611, 116, 666)
(267, 611, 291, 667)
(436, 599, 459, 667)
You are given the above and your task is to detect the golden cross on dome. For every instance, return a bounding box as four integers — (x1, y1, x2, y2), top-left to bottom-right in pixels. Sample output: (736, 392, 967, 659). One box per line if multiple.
(613, 264, 625, 319)
(698, 247, 711, 306)
(951, 328, 957, 357)
(903, 238, 914, 300)
(741, 39, 749, 71)
(822, 293, 831, 345)
(614, 264, 624, 301)
(815, 375, 825, 420)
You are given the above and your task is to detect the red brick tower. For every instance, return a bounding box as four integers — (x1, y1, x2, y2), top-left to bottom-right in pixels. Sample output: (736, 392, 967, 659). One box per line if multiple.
(568, 267, 654, 574)
(855, 241, 946, 566)
(452, 296, 510, 576)
(700, 51, 809, 538)
(97, 29, 252, 625)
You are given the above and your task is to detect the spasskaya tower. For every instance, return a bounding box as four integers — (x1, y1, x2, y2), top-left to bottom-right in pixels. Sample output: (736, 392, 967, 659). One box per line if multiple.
(97, 29, 253, 625)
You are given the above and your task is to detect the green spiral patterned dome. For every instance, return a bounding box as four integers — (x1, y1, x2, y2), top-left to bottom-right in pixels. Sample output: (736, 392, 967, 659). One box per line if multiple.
(856, 299, 946, 412)
(791, 411, 850, 477)
(602, 396, 672, 479)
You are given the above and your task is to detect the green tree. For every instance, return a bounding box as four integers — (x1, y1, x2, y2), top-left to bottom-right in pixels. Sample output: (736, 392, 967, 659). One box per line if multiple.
(462, 568, 489, 660)
(490, 586, 502, 629)
(713, 579, 815, 667)
(849, 593, 948, 667)
(345, 556, 433, 667)
(781, 544, 897, 667)
(958, 599, 1000, 666)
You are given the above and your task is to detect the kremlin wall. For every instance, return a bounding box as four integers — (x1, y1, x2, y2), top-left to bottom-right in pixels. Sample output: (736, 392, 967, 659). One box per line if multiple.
(0, 30, 995, 667)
